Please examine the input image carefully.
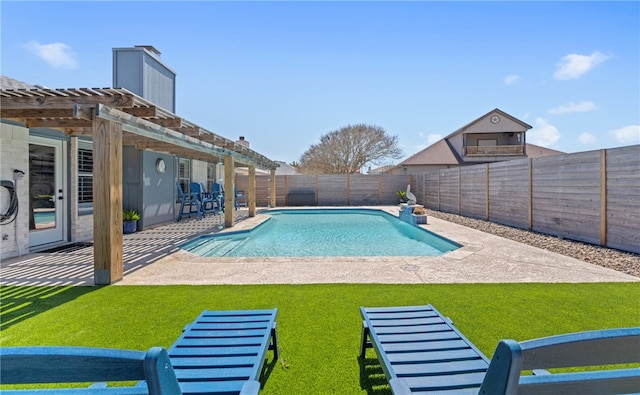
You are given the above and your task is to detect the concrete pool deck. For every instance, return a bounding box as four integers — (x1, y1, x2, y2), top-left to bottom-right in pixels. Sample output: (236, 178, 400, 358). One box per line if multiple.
(1, 207, 637, 286)
(116, 208, 637, 285)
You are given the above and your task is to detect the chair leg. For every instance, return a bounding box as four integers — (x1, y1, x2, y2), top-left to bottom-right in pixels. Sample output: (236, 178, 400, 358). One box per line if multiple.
(270, 323, 279, 360)
(360, 321, 371, 358)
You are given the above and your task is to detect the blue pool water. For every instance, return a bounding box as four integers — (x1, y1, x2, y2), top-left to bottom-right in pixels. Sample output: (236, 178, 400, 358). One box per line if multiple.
(181, 209, 460, 257)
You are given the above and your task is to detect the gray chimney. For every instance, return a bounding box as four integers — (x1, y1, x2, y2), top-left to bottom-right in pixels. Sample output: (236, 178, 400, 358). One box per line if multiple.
(112, 45, 176, 112)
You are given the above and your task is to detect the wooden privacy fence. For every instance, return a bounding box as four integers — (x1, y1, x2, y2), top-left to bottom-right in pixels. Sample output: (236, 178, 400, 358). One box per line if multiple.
(415, 145, 639, 254)
(235, 174, 414, 207)
(236, 145, 639, 254)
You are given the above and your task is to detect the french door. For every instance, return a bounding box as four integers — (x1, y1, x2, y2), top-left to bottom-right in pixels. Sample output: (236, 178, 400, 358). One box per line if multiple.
(29, 136, 66, 248)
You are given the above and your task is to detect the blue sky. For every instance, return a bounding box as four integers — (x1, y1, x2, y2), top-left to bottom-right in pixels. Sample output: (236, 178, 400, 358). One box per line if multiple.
(2, 1, 639, 165)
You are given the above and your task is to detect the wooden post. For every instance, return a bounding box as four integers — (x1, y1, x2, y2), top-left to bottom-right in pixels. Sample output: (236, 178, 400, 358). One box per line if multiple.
(528, 158, 533, 230)
(378, 175, 382, 205)
(248, 165, 256, 217)
(347, 174, 351, 206)
(224, 155, 235, 228)
(437, 171, 441, 211)
(458, 167, 462, 214)
(315, 175, 319, 205)
(284, 175, 288, 206)
(600, 149, 607, 246)
(485, 164, 490, 221)
(92, 116, 123, 285)
(269, 169, 276, 208)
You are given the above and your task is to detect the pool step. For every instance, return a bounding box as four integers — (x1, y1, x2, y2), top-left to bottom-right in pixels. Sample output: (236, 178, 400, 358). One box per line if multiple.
(213, 239, 246, 257)
(187, 239, 229, 256)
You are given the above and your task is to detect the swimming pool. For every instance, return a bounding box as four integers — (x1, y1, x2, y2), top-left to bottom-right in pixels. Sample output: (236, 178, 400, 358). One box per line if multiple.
(181, 208, 460, 257)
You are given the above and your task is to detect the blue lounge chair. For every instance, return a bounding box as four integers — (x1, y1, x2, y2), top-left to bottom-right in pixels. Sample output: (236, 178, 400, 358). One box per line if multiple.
(0, 346, 182, 394)
(168, 309, 279, 395)
(360, 304, 640, 394)
(360, 304, 490, 393)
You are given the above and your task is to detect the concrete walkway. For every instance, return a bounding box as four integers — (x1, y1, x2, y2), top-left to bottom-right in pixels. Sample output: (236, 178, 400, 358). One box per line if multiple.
(1, 207, 637, 286)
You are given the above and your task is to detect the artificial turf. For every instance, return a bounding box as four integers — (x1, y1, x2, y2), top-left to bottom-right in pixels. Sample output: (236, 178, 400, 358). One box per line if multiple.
(1, 282, 639, 394)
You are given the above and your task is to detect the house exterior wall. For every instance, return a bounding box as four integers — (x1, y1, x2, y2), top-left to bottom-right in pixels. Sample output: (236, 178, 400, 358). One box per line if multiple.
(0, 123, 30, 259)
(141, 150, 175, 228)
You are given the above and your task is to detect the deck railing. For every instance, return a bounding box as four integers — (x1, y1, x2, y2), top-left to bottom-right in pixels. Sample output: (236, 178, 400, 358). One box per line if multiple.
(465, 145, 524, 156)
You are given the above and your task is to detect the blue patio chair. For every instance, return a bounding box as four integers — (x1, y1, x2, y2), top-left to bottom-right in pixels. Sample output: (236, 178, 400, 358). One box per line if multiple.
(0, 346, 182, 394)
(212, 182, 225, 212)
(190, 182, 216, 217)
(235, 186, 247, 209)
(177, 182, 202, 221)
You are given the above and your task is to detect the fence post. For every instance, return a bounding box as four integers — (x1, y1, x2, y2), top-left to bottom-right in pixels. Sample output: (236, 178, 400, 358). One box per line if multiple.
(315, 175, 319, 206)
(378, 175, 382, 204)
(270, 170, 276, 208)
(347, 174, 351, 206)
(528, 158, 533, 230)
(600, 149, 607, 246)
(437, 171, 441, 211)
(284, 175, 288, 206)
(458, 167, 462, 214)
(485, 164, 490, 221)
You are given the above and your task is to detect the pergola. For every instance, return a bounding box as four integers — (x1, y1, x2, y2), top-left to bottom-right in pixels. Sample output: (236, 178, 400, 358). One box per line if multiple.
(0, 87, 278, 284)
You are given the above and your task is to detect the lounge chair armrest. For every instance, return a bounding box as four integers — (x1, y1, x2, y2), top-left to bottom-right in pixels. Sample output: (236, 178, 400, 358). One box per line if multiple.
(389, 378, 412, 395)
(240, 380, 261, 395)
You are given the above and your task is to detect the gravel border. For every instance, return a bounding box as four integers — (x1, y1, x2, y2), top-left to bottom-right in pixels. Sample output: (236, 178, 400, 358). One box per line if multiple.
(425, 209, 640, 278)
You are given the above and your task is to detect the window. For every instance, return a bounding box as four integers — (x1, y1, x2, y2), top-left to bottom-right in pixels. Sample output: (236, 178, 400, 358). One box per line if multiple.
(178, 158, 191, 193)
(477, 139, 498, 146)
(78, 140, 93, 215)
(206, 162, 217, 192)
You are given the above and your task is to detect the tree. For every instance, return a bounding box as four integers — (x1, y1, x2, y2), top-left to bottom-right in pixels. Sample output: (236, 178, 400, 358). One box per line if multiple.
(297, 124, 403, 174)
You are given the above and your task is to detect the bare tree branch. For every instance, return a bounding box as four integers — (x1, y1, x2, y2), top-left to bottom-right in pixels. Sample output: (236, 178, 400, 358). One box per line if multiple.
(298, 124, 403, 174)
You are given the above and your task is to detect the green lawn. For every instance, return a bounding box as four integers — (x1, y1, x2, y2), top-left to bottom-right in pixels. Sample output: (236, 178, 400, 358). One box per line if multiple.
(1, 283, 639, 394)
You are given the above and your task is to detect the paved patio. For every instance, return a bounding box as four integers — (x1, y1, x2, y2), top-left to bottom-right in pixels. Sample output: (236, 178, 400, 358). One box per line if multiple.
(1, 207, 637, 286)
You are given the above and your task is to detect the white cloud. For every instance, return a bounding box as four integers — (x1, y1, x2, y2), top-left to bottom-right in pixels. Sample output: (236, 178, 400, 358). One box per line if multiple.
(504, 74, 520, 85)
(549, 101, 597, 115)
(427, 134, 442, 145)
(553, 51, 609, 80)
(23, 40, 79, 69)
(528, 118, 561, 148)
(579, 132, 596, 144)
(609, 125, 640, 144)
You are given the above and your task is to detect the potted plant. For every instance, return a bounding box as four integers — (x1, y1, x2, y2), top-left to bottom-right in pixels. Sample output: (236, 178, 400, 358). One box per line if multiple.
(396, 190, 407, 203)
(412, 206, 427, 224)
(123, 209, 140, 234)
